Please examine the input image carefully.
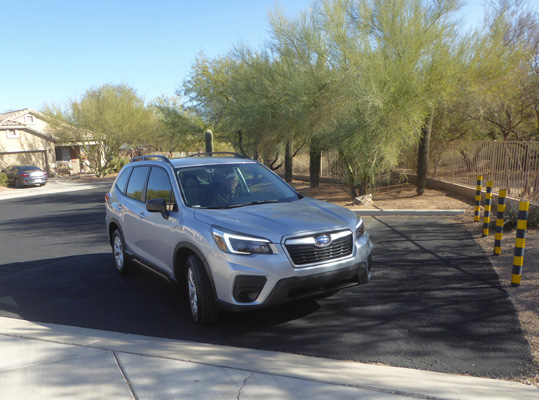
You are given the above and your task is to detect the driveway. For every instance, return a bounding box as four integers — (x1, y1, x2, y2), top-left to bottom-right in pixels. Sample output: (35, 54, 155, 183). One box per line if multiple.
(0, 187, 535, 381)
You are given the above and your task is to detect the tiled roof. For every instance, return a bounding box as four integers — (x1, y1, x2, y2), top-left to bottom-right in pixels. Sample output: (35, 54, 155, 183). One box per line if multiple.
(0, 119, 25, 127)
(0, 109, 57, 141)
(0, 108, 43, 121)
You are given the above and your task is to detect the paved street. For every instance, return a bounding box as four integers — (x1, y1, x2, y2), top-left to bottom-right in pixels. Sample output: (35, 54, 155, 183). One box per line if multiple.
(0, 187, 535, 381)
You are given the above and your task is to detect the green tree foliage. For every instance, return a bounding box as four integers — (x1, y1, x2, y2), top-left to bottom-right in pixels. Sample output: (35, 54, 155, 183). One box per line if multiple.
(181, 0, 539, 197)
(151, 95, 206, 151)
(464, 0, 539, 141)
(43, 83, 161, 177)
(311, 0, 467, 194)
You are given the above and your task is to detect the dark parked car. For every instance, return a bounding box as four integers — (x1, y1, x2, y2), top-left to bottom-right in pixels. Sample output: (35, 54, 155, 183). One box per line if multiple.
(2, 166, 48, 187)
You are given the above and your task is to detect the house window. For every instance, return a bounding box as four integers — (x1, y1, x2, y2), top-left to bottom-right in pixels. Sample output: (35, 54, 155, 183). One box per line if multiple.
(25, 115, 34, 123)
(6, 130, 19, 139)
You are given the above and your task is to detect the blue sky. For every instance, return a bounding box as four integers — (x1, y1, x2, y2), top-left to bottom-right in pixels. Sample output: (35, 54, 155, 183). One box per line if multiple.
(0, 0, 518, 113)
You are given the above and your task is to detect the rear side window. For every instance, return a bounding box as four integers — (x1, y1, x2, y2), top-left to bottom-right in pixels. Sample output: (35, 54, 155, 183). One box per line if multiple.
(126, 167, 150, 202)
(115, 168, 133, 195)
(146, 167, 176, 211)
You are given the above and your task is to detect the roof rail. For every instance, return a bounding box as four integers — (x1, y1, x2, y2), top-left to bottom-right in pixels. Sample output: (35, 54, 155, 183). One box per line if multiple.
(131, 155, 173, 165)
(188, 152, 249, 159)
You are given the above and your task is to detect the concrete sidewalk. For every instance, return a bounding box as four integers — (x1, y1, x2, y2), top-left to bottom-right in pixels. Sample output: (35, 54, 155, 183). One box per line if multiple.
(0, 317, 536, 400)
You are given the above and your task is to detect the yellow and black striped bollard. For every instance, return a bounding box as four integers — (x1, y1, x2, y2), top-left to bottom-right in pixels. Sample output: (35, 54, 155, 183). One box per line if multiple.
(474, 175, 483, 222)
(493, 189, 507, 255)
(511, 200, 530, 287)
(482, 181, 493, 237)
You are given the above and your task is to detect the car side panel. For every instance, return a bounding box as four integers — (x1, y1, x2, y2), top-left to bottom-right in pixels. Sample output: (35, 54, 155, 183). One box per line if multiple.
(137, 211, 181, 275)
(118, 195, 145, 256)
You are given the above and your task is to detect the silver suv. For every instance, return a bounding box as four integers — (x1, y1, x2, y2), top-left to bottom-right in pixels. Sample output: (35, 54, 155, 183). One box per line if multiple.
(105, 154, 373, 323)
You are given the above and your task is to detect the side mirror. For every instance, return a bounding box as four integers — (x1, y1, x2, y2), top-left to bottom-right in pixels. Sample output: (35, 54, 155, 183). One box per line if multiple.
(146, 198, 169, 219)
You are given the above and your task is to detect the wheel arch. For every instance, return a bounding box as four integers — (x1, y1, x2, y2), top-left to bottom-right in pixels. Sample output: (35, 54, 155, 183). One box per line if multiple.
(107, 219, 123, 246)
(173, 242, 217, 298)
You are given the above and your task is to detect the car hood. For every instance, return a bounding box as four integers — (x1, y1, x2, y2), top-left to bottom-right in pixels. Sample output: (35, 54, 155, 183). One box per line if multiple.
(193, 197, 357, 242)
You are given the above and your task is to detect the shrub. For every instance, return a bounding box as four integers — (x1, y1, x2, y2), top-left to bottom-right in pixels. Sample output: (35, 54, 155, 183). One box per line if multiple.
(489, 202, 539, 232)
(105, 157, 130, 175)
(0, 172, 7, 187)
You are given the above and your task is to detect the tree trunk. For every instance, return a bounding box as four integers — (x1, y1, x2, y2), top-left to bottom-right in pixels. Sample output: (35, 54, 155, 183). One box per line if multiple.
(285, 141, 293, 183)
(416, 111, 435, 196)
(345, 162, 357, 198)
(309, 137, 321, 188)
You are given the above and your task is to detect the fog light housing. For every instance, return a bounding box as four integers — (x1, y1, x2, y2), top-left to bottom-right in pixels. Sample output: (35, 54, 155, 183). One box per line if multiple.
(233, 275, 267, 303)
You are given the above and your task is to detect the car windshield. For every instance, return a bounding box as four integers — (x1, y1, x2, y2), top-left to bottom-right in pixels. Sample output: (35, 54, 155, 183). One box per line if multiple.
(176, 163, 300, 208)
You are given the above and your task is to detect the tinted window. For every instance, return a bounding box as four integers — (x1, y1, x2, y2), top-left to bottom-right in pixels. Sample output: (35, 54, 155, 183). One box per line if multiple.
(20, 166, 42, 172)
(177, 163, 299, 208)
(115, 168, 133, 195)
(146, 167, 176, 211)
(126, 167, 150, 202)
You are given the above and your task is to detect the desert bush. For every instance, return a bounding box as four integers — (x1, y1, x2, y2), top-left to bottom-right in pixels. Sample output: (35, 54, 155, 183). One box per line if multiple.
(106, 157, 130, 174)
(490, 202, 539, 232)
(0, 172, 7, 187)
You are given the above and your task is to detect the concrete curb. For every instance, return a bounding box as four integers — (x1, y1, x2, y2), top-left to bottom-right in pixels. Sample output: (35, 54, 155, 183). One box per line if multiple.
(353, 209, 466, 216)
(0, 317, 537, 400)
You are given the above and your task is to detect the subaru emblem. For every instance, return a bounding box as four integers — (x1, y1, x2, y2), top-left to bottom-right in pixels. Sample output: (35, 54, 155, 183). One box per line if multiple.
(315, 234, 332, 247)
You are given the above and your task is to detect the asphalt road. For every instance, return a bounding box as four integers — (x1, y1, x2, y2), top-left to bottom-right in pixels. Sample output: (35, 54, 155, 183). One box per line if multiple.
(0, 188, 535, 380)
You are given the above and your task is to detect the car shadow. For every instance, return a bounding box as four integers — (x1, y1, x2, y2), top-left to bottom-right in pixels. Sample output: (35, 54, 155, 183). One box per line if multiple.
(0, 215, 535, 381)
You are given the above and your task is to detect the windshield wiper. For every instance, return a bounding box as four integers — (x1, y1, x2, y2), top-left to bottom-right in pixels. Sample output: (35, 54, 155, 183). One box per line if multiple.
(197, 200, 280, 209)
(227, 199, 280, 208)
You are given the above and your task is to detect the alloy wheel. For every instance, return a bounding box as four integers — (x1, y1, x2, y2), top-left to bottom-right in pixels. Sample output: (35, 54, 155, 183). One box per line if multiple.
(187, 267, 199, 320)
(113, 234, 124, 270)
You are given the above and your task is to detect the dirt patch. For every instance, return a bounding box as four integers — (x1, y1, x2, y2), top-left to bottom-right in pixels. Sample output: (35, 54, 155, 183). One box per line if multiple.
(57, 173, 119, 183)
(290, 179, 475, 210)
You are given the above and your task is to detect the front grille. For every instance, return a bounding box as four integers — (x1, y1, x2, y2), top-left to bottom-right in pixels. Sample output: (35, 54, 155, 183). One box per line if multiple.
(285, 231, 353, 266)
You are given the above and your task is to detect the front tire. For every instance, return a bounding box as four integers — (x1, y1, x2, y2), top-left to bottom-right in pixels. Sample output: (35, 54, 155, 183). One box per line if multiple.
(112, 229, 132, 274)
(186, 255, 219, 324)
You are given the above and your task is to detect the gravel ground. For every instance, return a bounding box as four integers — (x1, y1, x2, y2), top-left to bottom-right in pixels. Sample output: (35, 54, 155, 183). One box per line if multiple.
(458, 213, 539, 387)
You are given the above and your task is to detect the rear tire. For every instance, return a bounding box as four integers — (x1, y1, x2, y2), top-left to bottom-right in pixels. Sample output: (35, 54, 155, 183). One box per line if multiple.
(14, 178, 21, 188)
(186, 254, 219, 324)
(112, 229, 132, 274)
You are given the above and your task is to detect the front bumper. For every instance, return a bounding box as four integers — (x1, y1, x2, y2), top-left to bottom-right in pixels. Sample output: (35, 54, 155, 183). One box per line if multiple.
(209, 233, 373, 311)
(218, 257, 371, 312)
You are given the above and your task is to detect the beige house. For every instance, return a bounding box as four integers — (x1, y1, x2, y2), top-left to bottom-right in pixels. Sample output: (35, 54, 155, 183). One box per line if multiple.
(0, 109, 57, 175)
(0, 108, 91, 176)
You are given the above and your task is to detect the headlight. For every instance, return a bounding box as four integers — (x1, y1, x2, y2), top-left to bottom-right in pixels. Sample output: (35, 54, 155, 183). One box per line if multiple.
(211, 227, 273, 255)
(356, 218, 366, 238)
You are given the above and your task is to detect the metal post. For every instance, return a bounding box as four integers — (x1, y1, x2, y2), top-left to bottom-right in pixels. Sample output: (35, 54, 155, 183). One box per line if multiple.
(474, 175, 483, 222)
(493, 189, 507, 255)
(511, 200, 530, 287)
(482, 181, 493, 237)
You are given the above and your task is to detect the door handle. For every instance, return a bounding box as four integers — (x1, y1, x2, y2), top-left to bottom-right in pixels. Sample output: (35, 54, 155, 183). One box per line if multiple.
(138, 212, 146, 219)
